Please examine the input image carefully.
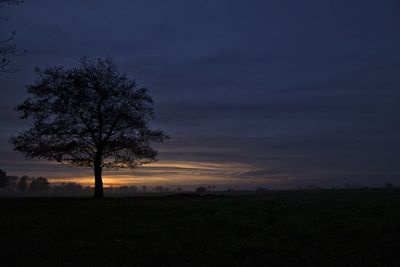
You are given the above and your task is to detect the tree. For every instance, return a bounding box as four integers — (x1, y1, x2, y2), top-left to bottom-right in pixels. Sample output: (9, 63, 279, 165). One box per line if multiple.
(7, 175, 17, 191)
(11, 58, 168, 199)
(0, 168, 9, 192)
(29, 177, 49, 192)
(385, 183, 394, 190)
(0, 0, 24, 72)
(16, 175, 28, 192)
(195, 186, 207, 194)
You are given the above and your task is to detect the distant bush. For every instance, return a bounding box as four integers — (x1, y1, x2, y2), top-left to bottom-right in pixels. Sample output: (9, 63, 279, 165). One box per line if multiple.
(385, 183, 395, 189)
(29, 177, 50, 192)
(0, 169, 9, 191)
(195, 186, 207, 194)
(16, 176, 29, 192)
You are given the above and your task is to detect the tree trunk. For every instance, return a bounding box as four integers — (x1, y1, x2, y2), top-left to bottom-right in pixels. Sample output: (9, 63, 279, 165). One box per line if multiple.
(94, 163, 103, 199)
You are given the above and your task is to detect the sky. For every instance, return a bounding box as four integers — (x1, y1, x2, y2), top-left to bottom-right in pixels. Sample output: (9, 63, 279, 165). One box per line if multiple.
(0, 0, 399, 189)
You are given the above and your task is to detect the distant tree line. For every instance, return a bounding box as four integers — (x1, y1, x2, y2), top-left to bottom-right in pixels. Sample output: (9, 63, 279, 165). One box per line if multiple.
(2, 168, 397, 195)
(0, 168, 189, 195)
(0, 168, 49, 193)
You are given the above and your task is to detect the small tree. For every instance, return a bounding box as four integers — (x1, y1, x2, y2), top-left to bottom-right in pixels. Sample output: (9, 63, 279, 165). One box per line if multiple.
(29, 177, 49, 192)
(0, 169, 9, 192)
(195, 186, 207, 194)
(11, 58, 168, 198)
(385, 183, 394, 190)
(16, 175, 28, 192)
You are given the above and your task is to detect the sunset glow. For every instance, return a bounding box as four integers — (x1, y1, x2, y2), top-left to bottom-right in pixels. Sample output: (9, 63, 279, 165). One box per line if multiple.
(45, 160, 289, 189)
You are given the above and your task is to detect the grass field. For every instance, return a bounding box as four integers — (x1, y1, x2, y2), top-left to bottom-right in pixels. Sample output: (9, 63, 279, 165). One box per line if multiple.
(1, 190, 400, 266)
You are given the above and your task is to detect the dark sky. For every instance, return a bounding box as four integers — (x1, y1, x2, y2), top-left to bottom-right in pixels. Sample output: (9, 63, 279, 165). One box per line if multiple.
(1, 0, 399, 189)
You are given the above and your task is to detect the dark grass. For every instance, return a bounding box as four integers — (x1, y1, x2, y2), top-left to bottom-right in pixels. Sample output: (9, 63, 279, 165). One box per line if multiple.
(1, 191, 400, 266)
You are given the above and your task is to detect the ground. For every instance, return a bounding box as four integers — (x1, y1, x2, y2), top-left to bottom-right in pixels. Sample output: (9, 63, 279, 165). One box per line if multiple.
(1, 190, 400, 266)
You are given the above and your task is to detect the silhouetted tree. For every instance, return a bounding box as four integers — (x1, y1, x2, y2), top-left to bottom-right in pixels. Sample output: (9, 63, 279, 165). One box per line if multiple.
(0, 0, 25, 72)
(0, 168, 9, 192)
(6, 175, 17, 192)
(206, 185, 216, 191)
(195, 186, 207, 194)
(11, 58, 168, 199)
(29, 177, 49, 192)
(16, 175, 28, 192)
(385, 183, 394, 189)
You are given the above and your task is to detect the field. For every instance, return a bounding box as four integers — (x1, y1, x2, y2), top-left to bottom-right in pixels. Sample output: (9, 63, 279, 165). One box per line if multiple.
(1, 190, 400, 266)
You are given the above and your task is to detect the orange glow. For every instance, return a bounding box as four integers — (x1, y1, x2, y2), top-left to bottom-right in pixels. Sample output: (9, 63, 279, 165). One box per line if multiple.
(45, 160, 290, 188)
